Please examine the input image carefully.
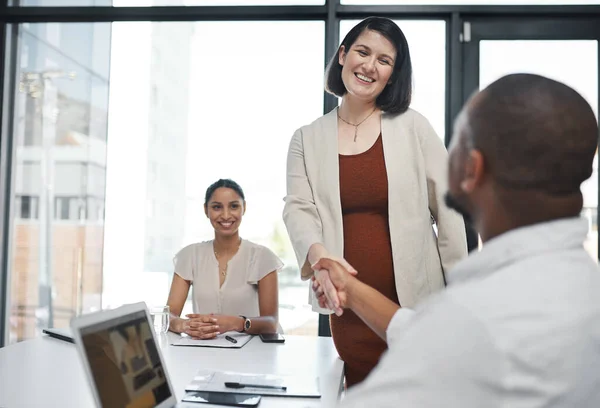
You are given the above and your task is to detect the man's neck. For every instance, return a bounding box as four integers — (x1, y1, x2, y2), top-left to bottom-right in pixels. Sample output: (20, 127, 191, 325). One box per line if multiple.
(478, 190, 583, 243)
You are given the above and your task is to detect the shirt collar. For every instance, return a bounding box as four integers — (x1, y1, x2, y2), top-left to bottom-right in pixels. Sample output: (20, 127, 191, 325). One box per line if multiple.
(447, 217, 589, 285)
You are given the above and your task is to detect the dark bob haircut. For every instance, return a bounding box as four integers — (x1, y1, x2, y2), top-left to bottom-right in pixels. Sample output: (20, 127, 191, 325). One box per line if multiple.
(204, 179, 245, 206)
(325, 17, 412, 115)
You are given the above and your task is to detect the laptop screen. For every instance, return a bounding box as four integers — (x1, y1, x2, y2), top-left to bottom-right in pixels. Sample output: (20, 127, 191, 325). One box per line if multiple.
(79, 309, 172, 408)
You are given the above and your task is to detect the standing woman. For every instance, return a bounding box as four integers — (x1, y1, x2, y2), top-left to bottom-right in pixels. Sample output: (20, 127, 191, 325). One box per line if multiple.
(283, 17, 467, 387)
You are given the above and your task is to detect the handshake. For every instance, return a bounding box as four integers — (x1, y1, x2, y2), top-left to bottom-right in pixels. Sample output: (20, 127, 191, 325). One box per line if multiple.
(310, 256, 359, 316)
(310, 251, 402, 341)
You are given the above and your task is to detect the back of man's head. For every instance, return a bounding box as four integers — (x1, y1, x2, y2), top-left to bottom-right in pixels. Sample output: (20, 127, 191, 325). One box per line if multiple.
(468, 73, 597, 195)
(446, 74, 598, 239)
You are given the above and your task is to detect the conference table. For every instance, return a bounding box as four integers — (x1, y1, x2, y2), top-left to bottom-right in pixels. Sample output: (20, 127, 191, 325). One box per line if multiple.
(0, 332, 344, 408)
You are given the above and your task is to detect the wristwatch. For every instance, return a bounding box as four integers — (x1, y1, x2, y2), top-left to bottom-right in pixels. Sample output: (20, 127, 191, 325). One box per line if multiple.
(239, 315, 251, 332)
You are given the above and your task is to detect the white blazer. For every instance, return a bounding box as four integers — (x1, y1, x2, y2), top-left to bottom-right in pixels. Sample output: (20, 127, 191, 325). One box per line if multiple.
(283, 108, 467, 313)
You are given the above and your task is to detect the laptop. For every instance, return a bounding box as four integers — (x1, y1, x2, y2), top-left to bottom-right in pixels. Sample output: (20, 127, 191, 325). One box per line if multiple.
(71, 302, 261, 408)
(70, 302, 181, 408)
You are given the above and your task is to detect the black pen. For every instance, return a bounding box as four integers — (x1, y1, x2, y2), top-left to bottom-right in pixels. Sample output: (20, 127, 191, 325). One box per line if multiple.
(224, 382, 287, 391)
(225, 335, 238, 344)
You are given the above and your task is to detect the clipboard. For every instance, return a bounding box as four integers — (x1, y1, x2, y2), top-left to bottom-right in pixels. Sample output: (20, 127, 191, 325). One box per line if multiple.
(185, 370, 321, 398)
(171, 331, 253, 349)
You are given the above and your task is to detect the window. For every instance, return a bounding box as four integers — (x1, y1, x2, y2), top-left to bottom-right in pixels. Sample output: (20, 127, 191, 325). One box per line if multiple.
(8, 22, 110, 343)
(101, 21, 325, 336)
(55, 196, 71, 220)
(16, 195, 39, 220)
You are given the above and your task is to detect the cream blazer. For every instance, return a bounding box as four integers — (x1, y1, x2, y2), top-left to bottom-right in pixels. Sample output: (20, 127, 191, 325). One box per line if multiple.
(283, 108, 467, 313)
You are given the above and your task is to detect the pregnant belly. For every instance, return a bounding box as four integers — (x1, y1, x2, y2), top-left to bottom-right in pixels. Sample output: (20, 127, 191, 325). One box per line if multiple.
(342, 212, 397, 300)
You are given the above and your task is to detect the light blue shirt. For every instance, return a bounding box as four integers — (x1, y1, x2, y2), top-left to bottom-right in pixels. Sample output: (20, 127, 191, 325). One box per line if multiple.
(341, 217, 600, 408)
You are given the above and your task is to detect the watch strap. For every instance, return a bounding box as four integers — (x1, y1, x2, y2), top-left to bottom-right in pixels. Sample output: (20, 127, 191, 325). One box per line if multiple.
(239, 315, 248, 332)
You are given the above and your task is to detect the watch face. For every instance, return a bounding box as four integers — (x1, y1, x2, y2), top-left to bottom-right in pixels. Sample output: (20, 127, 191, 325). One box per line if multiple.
(244, 319, 251, 330)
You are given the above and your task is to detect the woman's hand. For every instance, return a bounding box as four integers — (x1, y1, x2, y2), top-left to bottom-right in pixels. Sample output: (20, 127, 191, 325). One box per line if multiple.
(181, 314, 219, 339)
(209, 314, 244, 333)
(312, 276, 328, 309)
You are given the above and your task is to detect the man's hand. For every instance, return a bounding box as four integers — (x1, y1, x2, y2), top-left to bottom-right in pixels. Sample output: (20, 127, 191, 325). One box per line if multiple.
(182, 314, 219, 339)
(312, 257, 357, 315)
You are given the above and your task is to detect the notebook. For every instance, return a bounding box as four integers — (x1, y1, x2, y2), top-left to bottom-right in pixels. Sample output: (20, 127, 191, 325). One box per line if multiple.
(185, 369, 321, 398)
(171, 331, 253, 349)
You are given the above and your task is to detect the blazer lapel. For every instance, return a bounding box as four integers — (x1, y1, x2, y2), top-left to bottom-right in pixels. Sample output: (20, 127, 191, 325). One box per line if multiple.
(381, 112, 424, 212)
(315, 109, 345, 257)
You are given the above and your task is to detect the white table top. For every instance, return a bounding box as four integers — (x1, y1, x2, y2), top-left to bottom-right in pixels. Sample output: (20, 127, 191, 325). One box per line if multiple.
(0, 332, 344, 408)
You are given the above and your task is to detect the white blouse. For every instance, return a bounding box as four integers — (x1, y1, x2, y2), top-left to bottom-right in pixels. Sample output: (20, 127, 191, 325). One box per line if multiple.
(173, 239, 283, 317)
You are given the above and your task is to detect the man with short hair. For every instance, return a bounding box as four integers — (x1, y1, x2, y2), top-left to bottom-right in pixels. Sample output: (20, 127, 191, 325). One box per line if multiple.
(314, 74, 600, 407)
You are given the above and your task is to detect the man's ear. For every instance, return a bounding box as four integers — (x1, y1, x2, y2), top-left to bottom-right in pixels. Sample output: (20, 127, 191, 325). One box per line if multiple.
(461, 149, 486, 193)
(338, 45, 346, 66)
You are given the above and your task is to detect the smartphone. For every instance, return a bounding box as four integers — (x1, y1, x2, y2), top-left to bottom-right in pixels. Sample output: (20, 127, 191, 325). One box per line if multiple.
(182, 391, 261, 406)
(259, 333, 285, 343)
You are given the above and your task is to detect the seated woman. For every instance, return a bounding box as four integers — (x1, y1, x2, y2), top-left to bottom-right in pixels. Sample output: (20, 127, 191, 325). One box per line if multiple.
(167, 178, 282, 338)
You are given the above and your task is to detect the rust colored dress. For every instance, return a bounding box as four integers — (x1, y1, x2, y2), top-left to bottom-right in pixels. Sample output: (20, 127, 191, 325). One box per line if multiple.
(331, 134, 400, 387)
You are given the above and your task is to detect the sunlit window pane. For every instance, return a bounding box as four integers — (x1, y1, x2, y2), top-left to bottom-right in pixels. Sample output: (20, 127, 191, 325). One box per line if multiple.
(103, 21, 324, 336)
(9, 22, 111, 343)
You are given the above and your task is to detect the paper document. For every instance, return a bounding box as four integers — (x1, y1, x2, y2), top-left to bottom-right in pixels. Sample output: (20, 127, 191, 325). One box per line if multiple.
(185, 369, 321, 398)
(171, 331, 253, 348)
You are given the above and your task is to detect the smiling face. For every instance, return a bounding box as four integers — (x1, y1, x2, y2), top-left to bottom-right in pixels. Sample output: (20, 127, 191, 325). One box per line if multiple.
(338, 29, 397, 103)
(204, 187, 245, 238)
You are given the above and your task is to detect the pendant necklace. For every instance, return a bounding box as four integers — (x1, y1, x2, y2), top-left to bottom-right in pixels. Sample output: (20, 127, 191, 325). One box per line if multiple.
(337, 107, 377, 142)
(214, 238, 242, 277)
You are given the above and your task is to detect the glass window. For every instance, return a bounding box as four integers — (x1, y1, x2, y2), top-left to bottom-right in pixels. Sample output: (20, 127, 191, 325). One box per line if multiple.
(339, 20, 446, 140)
(102, 21, 323, 337)
(9, 22, 111, 343)
(478, 39, 599, 261)
(8, 20, 324, 344)
(16, 195, 39, 220)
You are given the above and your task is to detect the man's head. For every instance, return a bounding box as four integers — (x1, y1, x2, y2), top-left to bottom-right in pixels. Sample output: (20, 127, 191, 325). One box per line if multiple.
(446, 73, 598, 241)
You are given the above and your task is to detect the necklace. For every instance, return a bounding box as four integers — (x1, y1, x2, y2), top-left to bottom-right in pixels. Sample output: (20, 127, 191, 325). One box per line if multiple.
(214, 238, 242, 278)
(337, 107, 377, 142)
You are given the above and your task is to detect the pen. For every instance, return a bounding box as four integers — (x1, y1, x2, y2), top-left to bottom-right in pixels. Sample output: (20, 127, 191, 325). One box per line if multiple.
(224, 382, 287, 391)
(225, 335, 238, 344)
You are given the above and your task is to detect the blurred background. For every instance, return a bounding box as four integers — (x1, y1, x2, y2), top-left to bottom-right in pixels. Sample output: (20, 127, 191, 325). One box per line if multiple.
(1, 0, 599, 346)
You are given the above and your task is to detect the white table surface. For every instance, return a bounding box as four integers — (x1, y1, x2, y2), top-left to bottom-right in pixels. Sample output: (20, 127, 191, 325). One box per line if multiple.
(0, 332, 344, 408)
